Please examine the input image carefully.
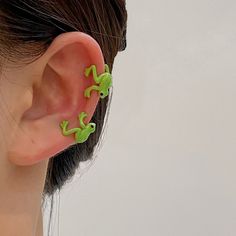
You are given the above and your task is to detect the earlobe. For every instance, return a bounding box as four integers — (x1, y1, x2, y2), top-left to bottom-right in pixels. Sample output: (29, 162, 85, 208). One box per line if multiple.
(8, 32, 106, 166)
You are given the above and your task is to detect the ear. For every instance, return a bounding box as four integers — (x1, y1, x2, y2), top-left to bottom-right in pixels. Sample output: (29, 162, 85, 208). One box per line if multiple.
(8, 32, 105, 166)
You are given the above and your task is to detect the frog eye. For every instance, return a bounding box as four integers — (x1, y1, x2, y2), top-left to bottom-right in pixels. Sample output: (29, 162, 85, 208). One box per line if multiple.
(100, 92, 104, 97)
(90, 124, 95, 129)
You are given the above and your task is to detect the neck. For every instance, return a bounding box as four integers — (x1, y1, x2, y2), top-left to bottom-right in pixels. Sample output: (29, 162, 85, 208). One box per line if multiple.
(0, 152, 48, 236)
(36, 208, 44, 236)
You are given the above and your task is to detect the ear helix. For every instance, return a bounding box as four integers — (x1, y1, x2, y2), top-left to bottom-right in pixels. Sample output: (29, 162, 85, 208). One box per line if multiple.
(59, 64, 112, 144)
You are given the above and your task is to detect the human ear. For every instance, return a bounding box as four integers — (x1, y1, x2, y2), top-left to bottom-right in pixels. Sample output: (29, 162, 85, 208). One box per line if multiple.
(8, 32, 105, 166)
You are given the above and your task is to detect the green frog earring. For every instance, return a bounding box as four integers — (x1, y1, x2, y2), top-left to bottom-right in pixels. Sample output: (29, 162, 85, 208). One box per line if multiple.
(60, 112, 96, 144)
(60, 64, 112, 143)
(84, 64, 112, 99)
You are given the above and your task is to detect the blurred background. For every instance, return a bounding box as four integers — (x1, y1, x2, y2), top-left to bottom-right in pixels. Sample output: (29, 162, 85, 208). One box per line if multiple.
(44, 0, 236, 235)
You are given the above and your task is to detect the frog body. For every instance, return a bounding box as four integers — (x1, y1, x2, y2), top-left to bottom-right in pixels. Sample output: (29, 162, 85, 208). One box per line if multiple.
(84, 64, 112, 99)
(60, 112, 96, 143)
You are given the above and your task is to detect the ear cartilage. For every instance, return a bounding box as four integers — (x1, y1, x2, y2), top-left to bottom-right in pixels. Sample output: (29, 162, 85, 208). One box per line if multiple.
(60, 112, 96, 144)
(84, 64, 113, 99)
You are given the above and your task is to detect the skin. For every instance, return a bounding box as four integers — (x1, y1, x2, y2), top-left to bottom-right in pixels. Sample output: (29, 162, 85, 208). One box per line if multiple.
(0, 32, 105, 235)
(84, 64, 112, 99)
(60, 112, 96, 143)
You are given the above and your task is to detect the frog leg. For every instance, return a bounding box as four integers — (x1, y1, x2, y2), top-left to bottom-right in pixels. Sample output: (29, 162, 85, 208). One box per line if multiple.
(85, 65, 94, 77)
(60, 121, 81, 136)
(78, 112, 87, 129)
(85, 65, 103, 84)
(84, 85, 100, 98)
(105, 64, 110, 73)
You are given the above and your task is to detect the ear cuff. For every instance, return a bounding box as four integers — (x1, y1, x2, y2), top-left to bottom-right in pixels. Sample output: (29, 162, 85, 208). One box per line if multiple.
(60, 64, 112, 144)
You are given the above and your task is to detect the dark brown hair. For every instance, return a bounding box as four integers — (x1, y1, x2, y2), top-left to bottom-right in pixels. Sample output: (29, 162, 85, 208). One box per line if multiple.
(0, 0, 127, 195)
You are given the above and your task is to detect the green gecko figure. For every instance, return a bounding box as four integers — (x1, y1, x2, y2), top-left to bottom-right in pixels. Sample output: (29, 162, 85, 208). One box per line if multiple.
(84, 64, 112, 99)
(60, 112, 96, 144)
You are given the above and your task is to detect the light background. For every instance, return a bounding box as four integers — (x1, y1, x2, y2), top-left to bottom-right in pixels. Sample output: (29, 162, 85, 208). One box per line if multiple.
(43, 0, 236, 235)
